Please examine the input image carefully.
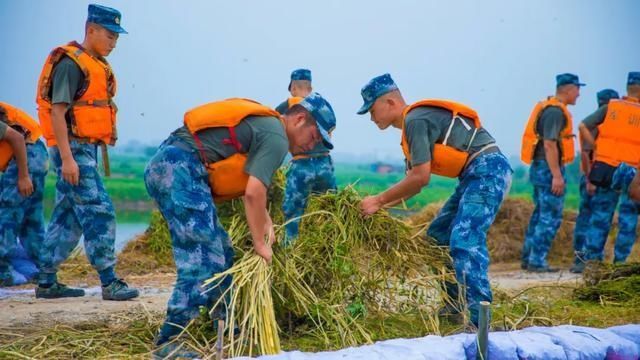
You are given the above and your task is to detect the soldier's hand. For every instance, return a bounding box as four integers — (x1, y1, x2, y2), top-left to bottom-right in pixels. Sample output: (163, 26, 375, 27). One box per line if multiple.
(586, 181, 597, 196)
(254, 242, 273, 264)
(361, 195, 383, 216)
(17, 175, 34, 197)
(62, 157, 80, 186)
(551, 175, 565, 196)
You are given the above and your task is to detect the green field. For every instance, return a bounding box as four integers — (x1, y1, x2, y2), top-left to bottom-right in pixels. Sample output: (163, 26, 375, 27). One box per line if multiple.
(40, 154, 584, 223)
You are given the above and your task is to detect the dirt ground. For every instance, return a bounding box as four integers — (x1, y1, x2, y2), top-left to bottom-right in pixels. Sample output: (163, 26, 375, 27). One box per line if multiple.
(0, 263, 582, 330)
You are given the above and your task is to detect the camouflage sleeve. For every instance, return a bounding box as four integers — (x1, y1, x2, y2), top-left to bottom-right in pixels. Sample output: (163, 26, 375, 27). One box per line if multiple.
(582, 105, 608, 131)
(50, 57, 84, 105)
(539, 106, 566, 141)
(274, 100, 289, 115)
(404, 111, 432, 166)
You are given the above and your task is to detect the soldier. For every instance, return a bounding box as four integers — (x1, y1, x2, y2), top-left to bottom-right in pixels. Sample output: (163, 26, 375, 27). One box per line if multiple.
(357, 74, 512, 327)
(34, 4, 138, 299)
(144, 94, 335, 357)
(571, 89, 618, 272)
(578, 72, 640, 270)
(521, 74, 582, 272)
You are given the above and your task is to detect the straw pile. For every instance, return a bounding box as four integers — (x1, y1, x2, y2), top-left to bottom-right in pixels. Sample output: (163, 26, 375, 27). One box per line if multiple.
(574, 262, 640, 304)
(201, 185, 455, 357)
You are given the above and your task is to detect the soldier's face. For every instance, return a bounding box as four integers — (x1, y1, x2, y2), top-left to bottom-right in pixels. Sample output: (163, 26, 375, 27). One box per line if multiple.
(369, 99, 394, 130)
(288, 114, 321, 153)
(567, 85, 580, 105)
(89, 25, 119, 57)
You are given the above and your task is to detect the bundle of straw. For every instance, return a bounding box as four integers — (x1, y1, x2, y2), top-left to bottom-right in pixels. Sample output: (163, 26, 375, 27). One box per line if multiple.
(203, 252, 280, 357)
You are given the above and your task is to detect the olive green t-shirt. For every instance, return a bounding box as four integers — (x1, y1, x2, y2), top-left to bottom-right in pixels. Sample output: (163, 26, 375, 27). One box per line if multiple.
(581, 105, 608, 152)
(533, 106, 567, 160)
(49, 56, 85, 132)
(50, 57, 85, 105)
(404, 106, 496, 167)
(275, 98, 332, 156)
(173, 115, 288, 187)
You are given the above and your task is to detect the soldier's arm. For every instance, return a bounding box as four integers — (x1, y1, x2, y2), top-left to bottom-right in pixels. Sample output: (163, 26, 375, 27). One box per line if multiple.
(3, 127, 33, 196)
(543, 140, 565, 196)
(629, 172, 640, 202)
(51, 103, 80, 185)
(243, 176, 272, 263)
(361, 162, 431, 215)
(578, 123, 595, 150)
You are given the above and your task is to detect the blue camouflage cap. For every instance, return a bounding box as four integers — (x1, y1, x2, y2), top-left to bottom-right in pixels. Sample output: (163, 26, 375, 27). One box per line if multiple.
(596, 89, 619, 107)
(628, 72, 640, 86)
(288, 68, 312, 91)
(298, 92, 335, 150)
(357, 73, 399, 115)
(556, 73, 585, 87)
(87, 4, 127, 34)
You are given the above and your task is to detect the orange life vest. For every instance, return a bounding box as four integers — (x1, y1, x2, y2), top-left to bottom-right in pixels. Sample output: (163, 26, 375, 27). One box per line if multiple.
(183, 98, 281, 202)
(520, 96, 575, 165)
(0, 102, 43, 171)
(401, 99, 482, 178)
(36, 41, 117, 147)
(594, 96, 640, 168)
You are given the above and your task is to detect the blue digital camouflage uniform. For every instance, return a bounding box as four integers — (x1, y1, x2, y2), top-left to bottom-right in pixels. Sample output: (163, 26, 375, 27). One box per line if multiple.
(584, 163, 639, 261)
(38, 141, 117, 285)
(426, 152, 512, 325)
(611, 163, 639, 262)
(615, 191, 639, 263)
(144, 136, 234, 345)
(582, 182, 618, 262)
(0, 140, 48, 284)
(575, 169, 639, 264)
(283, 156, 337, 243)
(572, 175, 593, 265)
(521, 160, 566, 268)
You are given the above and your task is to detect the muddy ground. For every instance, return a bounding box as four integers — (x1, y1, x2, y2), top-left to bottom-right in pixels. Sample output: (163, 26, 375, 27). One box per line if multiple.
(0, 263, 582, 329)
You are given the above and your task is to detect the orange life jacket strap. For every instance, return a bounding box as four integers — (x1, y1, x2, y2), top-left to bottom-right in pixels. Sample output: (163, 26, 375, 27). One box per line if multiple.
(73, 99, 111, 107)
(191, 131, 210, 165)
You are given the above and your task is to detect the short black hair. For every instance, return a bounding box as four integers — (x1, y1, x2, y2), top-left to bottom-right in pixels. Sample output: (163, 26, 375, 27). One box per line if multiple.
(284, 104, 315, 126)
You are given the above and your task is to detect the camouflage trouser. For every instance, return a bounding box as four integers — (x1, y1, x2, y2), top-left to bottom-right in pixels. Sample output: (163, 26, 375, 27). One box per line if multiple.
(0, 140, 48, 282)
(572, 176, 593, 265)
(426, 152, 512, 325)
(283, 155, 337, 243)
(585, 163, 639, 262)
(522, 160, 565, 268)
(144, 136, 234, 345)
(612, 163, 639, 263)
(38, 141, 116, 285)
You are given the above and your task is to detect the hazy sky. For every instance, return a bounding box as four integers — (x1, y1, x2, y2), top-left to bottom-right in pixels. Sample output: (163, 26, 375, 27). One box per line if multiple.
(1, 0, 638, 161)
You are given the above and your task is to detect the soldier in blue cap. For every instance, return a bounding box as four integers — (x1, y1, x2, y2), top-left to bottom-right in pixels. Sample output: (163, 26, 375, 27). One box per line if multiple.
(33, 4, 138, 300)
(275, 69, 337, 245)
(520, 73, 582, 272)
(357, 74, 512, 327)
(145, 93, 334, 357)
(577, 72, 640, 271)
(571, 89, 619, 272)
